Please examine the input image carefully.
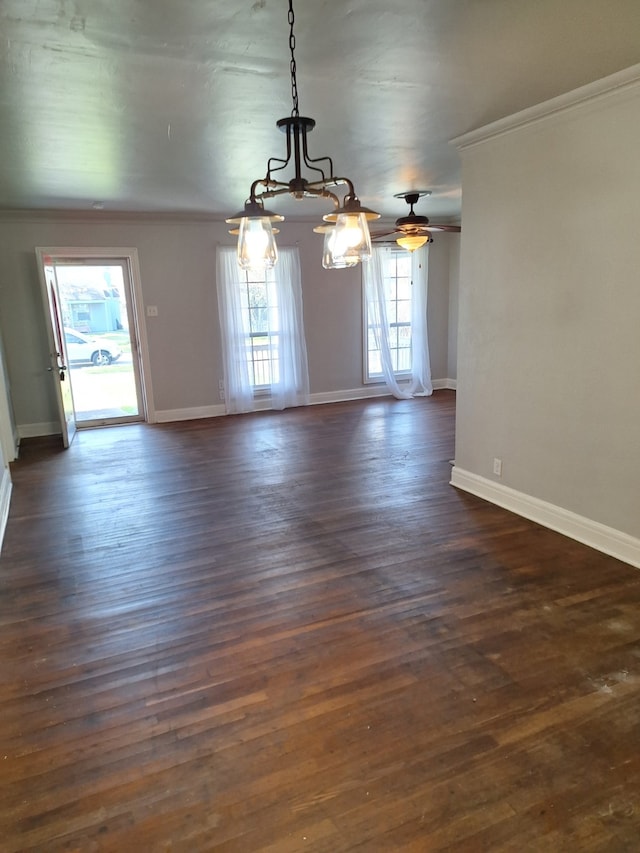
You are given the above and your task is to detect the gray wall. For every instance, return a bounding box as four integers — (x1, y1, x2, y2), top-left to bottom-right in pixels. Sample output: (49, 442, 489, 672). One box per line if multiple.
(454, 78, 640, 541)
(0, 216, 459, 433)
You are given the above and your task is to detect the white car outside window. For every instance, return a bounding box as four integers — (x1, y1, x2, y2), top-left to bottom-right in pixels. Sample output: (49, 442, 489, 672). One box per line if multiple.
(64, 328, 122, 366)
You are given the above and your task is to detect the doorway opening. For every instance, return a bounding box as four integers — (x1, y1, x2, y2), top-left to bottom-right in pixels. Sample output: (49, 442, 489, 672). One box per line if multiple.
(37, 248, 154, 437)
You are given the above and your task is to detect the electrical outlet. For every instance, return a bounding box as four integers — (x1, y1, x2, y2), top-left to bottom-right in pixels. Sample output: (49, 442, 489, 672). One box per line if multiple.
(219, 390, 225, 401)
(218, 379, 225, 390)
(493, 457, 502, 477)
(146, 305, 158, 317)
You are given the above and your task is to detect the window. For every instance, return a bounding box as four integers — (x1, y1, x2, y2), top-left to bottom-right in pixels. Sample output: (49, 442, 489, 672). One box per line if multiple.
(362, 245, 432, 399)
(217, 247, 310, 413)
(364, 249, 413, 380)
(240, 267, 279, 389)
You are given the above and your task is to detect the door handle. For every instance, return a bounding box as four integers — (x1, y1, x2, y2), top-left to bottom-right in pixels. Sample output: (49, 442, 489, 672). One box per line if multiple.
(48, 365, 67, 377)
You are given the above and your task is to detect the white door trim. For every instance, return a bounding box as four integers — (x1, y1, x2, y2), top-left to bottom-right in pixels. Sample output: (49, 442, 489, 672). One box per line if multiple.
(35, 247, 156, 424)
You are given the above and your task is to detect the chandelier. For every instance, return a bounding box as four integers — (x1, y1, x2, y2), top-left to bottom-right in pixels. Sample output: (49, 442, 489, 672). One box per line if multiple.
(226, 0, 380, 271)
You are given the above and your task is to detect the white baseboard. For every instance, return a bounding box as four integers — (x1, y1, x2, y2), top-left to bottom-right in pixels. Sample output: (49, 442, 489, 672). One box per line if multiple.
(155, 404, 226, 423)
(433, 378, 457, 390)
(308, 386, 393, 405)
(0, 466, 12, 553)
(30, 382, 457, 430)
(18, 422, 60, 439)
(450, 466, 640, 570)
(310, 381, 455, 405)
(156, 386, 402, 421)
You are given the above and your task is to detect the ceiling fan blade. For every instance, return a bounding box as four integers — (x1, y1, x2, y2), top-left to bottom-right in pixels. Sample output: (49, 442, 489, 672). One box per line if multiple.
(399, 224, 461, 234)
(388, 191, 462, 235)
(371, 223, 461, 240)
(426, 224, 461, 232)
(370, 229, 400, 238)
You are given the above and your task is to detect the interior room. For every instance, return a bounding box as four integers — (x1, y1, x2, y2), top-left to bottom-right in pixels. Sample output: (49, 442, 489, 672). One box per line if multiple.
(1, 1, 640, 849)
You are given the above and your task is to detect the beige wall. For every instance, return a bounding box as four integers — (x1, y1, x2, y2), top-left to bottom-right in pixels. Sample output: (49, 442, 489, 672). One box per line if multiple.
(447, 236, 460, 380)
(425, 232, 450, 382)
(453, 75, 640, 544)
(0, 216, 459, 433)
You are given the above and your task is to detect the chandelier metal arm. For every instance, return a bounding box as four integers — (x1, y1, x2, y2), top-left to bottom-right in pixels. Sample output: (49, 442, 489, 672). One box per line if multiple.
(266, 121, 294, 182)
(330, 177, 356, 200)
(265, 116, 335, 188)
(300, 129, 333, 182)
(251, 178, 341, 208)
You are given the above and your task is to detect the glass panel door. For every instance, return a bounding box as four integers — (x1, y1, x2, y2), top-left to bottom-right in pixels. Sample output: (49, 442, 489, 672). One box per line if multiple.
(49, 259, 145, 426)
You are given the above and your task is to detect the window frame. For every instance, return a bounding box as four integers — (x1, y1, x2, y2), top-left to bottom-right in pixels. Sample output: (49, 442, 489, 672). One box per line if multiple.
(239, 267, 281, 393)
(362, 246, 414, 384)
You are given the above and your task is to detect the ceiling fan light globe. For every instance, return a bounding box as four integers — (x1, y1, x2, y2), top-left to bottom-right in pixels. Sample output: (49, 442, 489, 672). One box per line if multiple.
(396, 234, 429, 252)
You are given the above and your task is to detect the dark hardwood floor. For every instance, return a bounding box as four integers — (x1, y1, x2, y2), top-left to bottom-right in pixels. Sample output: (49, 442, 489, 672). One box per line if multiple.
(2, 391, 640, 851)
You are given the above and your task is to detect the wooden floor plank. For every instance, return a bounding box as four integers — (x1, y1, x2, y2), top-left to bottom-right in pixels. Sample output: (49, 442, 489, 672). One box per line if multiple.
(2, 392, 640, 850)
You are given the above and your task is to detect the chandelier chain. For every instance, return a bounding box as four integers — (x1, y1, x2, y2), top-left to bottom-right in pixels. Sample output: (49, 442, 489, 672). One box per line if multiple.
(288, 0, 299, 117)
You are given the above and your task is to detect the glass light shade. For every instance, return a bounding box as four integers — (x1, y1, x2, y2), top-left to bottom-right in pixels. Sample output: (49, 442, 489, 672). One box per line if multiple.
(396, 233, 429, 252)
(237, 217, 278, 271)
(320, 226, 359, 270)
(326, 212, 372, 266)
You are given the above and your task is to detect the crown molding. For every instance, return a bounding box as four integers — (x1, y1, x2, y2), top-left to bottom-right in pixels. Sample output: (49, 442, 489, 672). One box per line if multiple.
(0, 208, 228, 224)
(451, 63, 640, 151)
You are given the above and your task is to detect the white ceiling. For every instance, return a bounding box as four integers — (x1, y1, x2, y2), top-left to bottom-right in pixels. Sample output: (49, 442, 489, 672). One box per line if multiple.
(2, 0, 640, 223)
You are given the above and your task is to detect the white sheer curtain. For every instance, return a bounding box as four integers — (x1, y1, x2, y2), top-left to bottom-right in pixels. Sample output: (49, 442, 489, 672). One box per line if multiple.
(268, 249, 310, 410)
(216, 246, 310, 414)
(364, 245, 433, 399)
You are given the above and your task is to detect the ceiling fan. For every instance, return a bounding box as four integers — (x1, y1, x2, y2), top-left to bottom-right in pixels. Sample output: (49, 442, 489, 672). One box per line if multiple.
(371, 191, 461, 251)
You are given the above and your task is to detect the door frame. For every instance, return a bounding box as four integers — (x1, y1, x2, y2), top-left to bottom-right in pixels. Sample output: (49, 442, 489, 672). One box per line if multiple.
(37, 259, 77, 446)
(36, 247, 156, 426)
